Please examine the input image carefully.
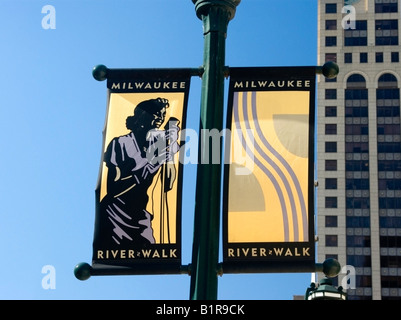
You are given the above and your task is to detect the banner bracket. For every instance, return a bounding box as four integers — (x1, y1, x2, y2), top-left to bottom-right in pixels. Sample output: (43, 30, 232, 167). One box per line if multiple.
(92, 64, 204, 82)
(90, 62, 337, 83)
(217, 258, 341, 276)
(219, 61, 339, 79)
(74, 262, 192, 280)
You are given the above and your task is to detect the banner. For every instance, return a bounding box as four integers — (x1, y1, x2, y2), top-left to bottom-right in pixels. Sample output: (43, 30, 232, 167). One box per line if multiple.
(92, 69, 191, 273)
(223, 67, 316, 273)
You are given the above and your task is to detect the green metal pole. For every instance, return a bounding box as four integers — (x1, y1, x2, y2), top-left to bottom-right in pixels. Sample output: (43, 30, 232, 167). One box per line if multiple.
(190, 0, 240, 300)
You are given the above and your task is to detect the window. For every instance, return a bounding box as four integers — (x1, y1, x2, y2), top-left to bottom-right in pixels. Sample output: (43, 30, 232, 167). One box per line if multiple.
(347, 235, 371, 247)
(326, 20, 337, 30)
(376, 52, 384, 62)
(325, 89, 337, 99)
(326, 254, 338, 260)
(346, 160, 369, 171)
(347, 255, 372, 268)
(325, 216, 338, 227)
(345, 88, 368, 99)
(382, 275, 401, 291)
(325, 160, 337, 171)
(346, 110, 369, 121)
(379, 198, 401, 209)
(377, 124, 401, 135)
(344, 52, 352, 63)
(325, 53, 337, 62)
(380, 217, 401, 227)
(376, 20, 399, 46)
(325, 235, 338, 246)
(325, 123, 337, 135)
(325, 142, 337, 153)
(347, 217, 370, 228)
(378, 142, 401, 153)
(345, 107, 368, 118)
(325, 106, 337, 117)
(345, 123, 368, 135)
(325, 36, 337, 47)
(346, 197, 370, 209)
(378, 73, 398, 88)
(377, 88, 399, 99)
(325, 178, 338, 189)
(344, 20, 368, 47)
(360, 52, 368, 63)
(346, 178, 370, 190)
(346, 73, 367, 90)
(326, 197, 338, 208)
(375, 0, 398, 13)
(376, 74, 399, 121)
(378, 179, 401, 190)
(345, 142, 369, 153)
(391, 52, 399, 62)
(378, 161, 401, 171)
(376, 72, 401, 217)
(380, 236, 401, 247)
(381, 276, 401, 288)
(326, 3, 337, 14)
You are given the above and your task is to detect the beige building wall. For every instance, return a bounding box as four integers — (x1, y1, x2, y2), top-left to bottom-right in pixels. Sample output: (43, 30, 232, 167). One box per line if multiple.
(317, 0, 401, 300)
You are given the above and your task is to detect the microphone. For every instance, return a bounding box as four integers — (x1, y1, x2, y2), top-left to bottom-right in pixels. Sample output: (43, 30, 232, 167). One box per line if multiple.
(163, 117, 180, 192)
(164, 117, 180, 158)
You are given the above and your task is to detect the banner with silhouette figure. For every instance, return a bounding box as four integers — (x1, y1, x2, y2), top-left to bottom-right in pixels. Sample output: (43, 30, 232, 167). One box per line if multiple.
(223, 67, 316, 273)
(92, 69, 191, 273)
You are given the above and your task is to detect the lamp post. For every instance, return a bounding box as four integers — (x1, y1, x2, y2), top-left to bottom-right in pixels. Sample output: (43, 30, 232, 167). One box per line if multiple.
(189, 0, 240, 300)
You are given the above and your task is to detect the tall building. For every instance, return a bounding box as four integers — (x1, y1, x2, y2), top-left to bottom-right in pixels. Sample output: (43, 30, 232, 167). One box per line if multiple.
(317, 0, 401, 300)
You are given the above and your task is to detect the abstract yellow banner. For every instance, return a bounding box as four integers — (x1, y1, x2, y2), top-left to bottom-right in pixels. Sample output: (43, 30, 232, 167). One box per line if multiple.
(223, 67, 316, 272)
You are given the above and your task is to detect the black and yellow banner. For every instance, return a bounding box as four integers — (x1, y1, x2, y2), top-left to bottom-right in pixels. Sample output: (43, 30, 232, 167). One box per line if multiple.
(223, 67, 316, 273)
(92, 69, 191, 273)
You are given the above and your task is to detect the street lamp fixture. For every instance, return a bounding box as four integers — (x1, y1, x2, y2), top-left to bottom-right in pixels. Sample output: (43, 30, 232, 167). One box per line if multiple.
(305, 277, 347, 300)
(305, 258, 347, 300)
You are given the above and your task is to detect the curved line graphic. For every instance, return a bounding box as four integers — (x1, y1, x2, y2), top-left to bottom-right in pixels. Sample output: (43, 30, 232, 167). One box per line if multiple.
(243, 92, 299, 241)
(233, 92, 290, 241)
(242, 92, 299, 241)
(250, 91, 308, 241)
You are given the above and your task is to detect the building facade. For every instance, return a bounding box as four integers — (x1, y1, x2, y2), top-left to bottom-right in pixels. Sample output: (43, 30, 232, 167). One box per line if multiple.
(317, 0, 401, 300)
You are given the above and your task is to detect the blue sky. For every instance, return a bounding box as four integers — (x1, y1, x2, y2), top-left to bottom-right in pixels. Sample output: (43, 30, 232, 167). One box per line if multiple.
(0, 0, 319, 300)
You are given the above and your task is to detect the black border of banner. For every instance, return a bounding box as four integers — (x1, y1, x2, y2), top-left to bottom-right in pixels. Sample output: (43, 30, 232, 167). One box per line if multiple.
(91, 68, 192, 274)
(222, 67, 316, 274)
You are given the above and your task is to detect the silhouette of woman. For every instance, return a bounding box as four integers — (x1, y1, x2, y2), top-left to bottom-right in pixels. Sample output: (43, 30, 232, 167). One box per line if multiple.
(94, 98, 180, 249)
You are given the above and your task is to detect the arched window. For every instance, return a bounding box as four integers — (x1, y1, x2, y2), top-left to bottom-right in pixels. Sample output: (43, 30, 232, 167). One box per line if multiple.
(377, 73, 400, 111)
(345, 74, 368, 102)
(376, 72, 401, 204)
(344, 74, 371, 298)
(344, 72, 370, 204)
(347, 74, 366, 89)
(378, 73, 398, 89)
